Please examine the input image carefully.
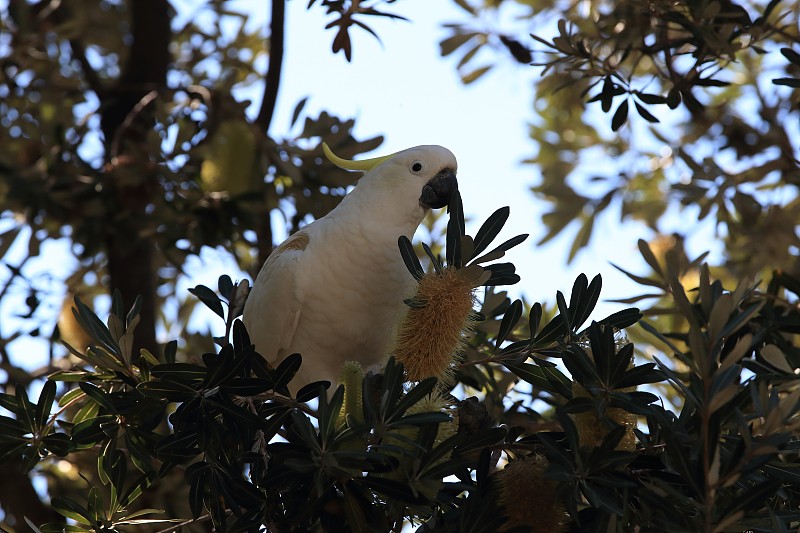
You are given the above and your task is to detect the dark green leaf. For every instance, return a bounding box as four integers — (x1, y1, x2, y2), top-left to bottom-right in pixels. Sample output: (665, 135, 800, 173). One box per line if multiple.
(597, 308, 642, 329)
(600, 77, 614, 112)
(15, 387, 35, 433)
(505, 362, 554, 393)
(220, 377, 273, 396)
(391, 377, 439, 421)
(164, 340, 177, 364)
(695, 77, 730, 87)
(398, 236, 424, 280)
(556, 290, 571, 333)
(472, 206, 510, 258)
(188, 285, 224, 319)
(780, 47, 800, 65)
(634, 101, 659, 123)
(36, 380, 56, 429)
(611, 100, 629, 131)
(296, 381, 330, 402)
(610, 262, 664, 289)
(495, 299, 523, 349)
(0, 414, 26, 435)
(533, 314, 567, 346)
(422, 242, 442, 273)
(636, 92, 667, 105)
(42, 433, 72, 456)
(150, 363, 207, 380)
(446, 190, 465, 267)
(319, 385, 345, 445)
(73, 296, 120, 356)
(137, 377, 198, 401)
(52, 497, 93, 525)
(79, 382, 115, 413)
(529, 302, 542, 337)
(274, 353, 302, 393)
(290, 96, 309, 127)
(572, 274, 602, 329)
(125, 295, 142, 330)
(489, 233, 528, 254)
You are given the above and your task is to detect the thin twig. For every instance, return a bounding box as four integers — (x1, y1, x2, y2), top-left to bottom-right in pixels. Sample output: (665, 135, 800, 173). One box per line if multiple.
(68, 39, 105, 96)
(109, 89, 160, 158)
(154, 512, 217, 533)
(254, 390, 319, 417)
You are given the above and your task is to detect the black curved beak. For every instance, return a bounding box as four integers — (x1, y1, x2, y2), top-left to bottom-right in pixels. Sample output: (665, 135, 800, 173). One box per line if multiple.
(419, 168, 458, 209)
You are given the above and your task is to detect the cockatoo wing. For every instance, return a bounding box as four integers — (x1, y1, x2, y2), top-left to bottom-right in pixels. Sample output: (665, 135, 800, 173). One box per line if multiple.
(242, 231, 309, 365)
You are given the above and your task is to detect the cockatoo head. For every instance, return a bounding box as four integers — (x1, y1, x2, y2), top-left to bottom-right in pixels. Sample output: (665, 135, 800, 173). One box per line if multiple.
(323, 143, 458, 211)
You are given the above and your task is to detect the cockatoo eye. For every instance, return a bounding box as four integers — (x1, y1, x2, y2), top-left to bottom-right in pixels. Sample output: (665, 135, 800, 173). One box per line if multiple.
(411, 161, 423, 173)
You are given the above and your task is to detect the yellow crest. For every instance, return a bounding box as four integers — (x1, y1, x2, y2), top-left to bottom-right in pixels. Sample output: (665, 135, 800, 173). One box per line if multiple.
(322, 143, 396, 172)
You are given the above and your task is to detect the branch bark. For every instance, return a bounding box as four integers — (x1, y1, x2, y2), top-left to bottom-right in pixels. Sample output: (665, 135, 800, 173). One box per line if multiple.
(256, 0, 286, 134)
(255, 0, 286, 266)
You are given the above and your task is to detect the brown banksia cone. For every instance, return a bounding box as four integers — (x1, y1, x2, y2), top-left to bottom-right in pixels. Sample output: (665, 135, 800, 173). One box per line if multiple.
(496, 454, 566, 532)
(393, 266, 480, 383)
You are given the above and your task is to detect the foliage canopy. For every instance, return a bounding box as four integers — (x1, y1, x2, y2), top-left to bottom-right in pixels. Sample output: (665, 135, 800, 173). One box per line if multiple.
(1, 0, 799, 531)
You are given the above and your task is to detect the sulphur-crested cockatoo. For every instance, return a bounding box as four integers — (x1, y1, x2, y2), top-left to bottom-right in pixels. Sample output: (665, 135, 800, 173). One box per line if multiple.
(243, 143, 458, 394)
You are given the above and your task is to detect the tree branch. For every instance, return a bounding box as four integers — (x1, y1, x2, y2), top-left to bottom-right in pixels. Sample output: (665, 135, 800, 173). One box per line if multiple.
(68, 39, 105, 96)
(254, 1, 285, 266)
(256, 0, 286, 134)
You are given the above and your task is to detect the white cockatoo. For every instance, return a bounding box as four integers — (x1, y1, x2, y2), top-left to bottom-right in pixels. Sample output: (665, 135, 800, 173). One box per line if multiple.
(243, 143, 458, 393)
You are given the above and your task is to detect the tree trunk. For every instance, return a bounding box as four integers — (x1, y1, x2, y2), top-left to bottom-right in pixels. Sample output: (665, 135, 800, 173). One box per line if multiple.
(100, 0, 172, 359)
(0, 463, 63, 528)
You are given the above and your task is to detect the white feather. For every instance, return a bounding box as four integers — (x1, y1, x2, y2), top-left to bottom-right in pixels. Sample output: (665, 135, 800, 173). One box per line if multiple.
(242, 145, 457, 393)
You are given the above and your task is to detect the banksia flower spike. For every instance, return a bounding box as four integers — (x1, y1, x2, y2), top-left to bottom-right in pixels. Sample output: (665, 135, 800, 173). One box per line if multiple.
(394, 267, 482, 383)
(496, 454, 566, 532)
(394, 191, 528, 385)
(337, 360, 364, 428)
(381, 392, 458, 498)
(569, 327, 638, 452)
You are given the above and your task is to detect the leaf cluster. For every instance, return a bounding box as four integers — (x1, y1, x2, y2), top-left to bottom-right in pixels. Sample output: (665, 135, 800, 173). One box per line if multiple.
(439, 0, 800, 280)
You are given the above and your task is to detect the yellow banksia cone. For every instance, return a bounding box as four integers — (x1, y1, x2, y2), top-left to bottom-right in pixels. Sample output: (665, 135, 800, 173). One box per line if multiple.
(394, 267, 477, 383)
(406, 393, 458, 446)
(384, 393, 457, 498)
(337, 360, 364, 428)
(571, 336, 637, 452)
(497, 454, 566, 532)
(572, 384, 637, 452)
